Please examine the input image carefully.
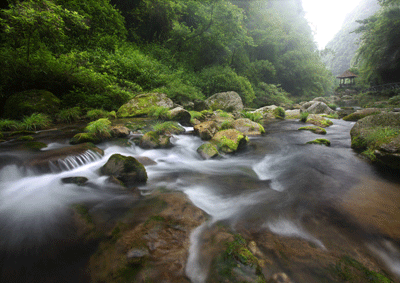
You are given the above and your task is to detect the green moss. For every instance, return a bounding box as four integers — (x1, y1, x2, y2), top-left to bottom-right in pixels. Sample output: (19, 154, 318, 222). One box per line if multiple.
(298, 126, 327, 135)
(258, 123, 265, 134)
(306, 138, 331, 146)
(21, 113, 52, 131)
(57, 107, 82, 123)
(300, 112, 309, 122)
(70, 133, 101, 145)
(152, 121, 184, 135)
(18, 135, 34, 141)
(273, 107, 286, 119)
(220, 121, 234, 130)
(218, 135, 240, 152)
(343, 111, 380, 121)
(197, 143, 220, 159)
(322, 113, 339, 119)
(85, 118, 112, 139)
(25, 141, 48, 151)
(72, 204, 93, 224)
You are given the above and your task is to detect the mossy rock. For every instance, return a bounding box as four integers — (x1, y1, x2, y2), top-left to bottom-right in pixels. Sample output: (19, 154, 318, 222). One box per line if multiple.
(205, 91, 244, 112)
(273, 107, 286, 119)
(4, 89, 60, 120)
(232, 118, 265, 135)
(101, 154, 147, 187)
(24, 141, 48, 151)
(70, 133, 101, 145)
(306, 114, 333, 128)
(117, 93, 174, 118)
(194, 121, 219, 140)
(298, 126, 327, 135)
(306, 138, 331, 146)
(197, 143, 220, 160)
(211, 129, 249, 153)
(17, 135, 35, 141)
(139, 131, 172, 149)
(343, 108, 381, 121)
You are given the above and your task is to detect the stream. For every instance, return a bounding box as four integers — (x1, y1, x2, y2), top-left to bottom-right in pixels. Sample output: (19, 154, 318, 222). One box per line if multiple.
(1, 119, 400, 282)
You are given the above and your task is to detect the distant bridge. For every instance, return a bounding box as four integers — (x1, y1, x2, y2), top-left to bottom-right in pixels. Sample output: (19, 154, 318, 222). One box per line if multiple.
(362, 82, 400, 93)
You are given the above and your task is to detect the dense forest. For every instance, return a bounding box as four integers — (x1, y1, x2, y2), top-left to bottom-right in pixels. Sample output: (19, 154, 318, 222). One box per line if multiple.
(0, 0, 335, 118)
(321, 0, 379, 77)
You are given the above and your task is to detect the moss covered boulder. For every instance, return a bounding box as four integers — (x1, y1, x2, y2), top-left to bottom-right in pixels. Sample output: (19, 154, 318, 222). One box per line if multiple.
(306, 138, 331, 146)
(343, 108, 381, 121)
(70, 133, 101, 145)
(169, 107, 191, 126)
(4, 89, 60, 120)
(117, 93, 174, 118)
(350, 112, 400, 169)
(205, 91, 244, 112)
(298, 126, 327, 135)
(197, 143, 220, 160)
(211, 129, 249, 153)
(232, 118, 265, 135)
(101, 154, 147, 187)
(194, 121, 219, 140)
(139, 131, 172, 149)
(306, 114, 333, 128)
(301, 101, 335, 115)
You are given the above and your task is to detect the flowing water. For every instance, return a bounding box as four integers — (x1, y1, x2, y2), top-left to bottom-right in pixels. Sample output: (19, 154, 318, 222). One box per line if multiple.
(1, 119, 400, 282)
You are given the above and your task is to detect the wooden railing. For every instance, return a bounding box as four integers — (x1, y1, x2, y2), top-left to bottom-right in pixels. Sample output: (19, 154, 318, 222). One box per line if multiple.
(362, 82, 400, 93)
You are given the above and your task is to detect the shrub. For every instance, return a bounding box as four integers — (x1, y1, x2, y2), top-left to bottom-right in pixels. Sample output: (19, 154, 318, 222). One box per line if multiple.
(0, 119, 22, 131)
(21, 113, 51, 131)
(84, 118, 112, 138)
(300, 112, 309, 122)
(86, 109, 110, 121)
(273, 107, 286, 119)
(56, 107, 81, 123)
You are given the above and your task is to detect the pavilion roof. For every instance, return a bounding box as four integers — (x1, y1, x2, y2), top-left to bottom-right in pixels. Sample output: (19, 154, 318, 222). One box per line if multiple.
(337, 70, 358, 78)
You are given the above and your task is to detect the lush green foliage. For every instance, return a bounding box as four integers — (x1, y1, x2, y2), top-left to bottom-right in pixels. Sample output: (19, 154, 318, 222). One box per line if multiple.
(300, 112, 309, 122)
(0, 119, 22, 131)
(84, 118, 112, 138)
(219, 121, 234, 130)
(241, 111, 262, 123)
(86, 109, 110, 121)
(148, 106, 171, 120)
(273, 107, 286, 119)
(56, 107, 82, 123)
(152, 121, 184, 135)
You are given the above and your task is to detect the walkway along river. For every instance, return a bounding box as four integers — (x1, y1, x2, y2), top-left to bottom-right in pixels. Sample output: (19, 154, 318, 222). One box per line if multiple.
(0, 119, 400, 282)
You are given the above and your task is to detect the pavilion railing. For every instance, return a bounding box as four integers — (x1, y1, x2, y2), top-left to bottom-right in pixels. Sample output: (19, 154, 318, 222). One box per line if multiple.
(362, 82, 400, 93)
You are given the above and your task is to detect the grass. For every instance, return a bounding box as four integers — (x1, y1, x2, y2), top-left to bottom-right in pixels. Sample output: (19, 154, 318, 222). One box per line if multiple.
(84, 118, 112, 138)
(148, 106, 170, 120)
(273, 107, 286, 119)
(21, 113, 51, 131)
(56, 107, 82, 123)
(300, 112, 309, 122)
(241, 110, 263, 122)
(0, 119, 22, 131)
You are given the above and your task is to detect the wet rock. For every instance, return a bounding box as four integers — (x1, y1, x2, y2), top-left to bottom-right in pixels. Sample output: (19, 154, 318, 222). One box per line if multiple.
(197, 143, 220, 160)
(298, 126, 327, 135)
(24, 143, 103, 173)
(111, 126, 130, 137)
(117, 93, 174, 118)
(302, 101, 335, 115)
(311, 97, 329, 104)
(232, 118, 265, 135)
(61, 177, 88, 186)
(139, 131, 172, 149)
(101, 154, 147, 187)
(205, 91, 244, 112)
(194, 121, 219, 140)
(306, 138, 331, 146)
(211, 129, 249, 153)
(134, 156, 157, 166)
(126, 248, 149, 264)
(4, 89, 60, 120)
(169, 107, 191, 126)
(285, 109, 301, 119)
(70, 133, 101, 145)
(271, 272, 293, 283)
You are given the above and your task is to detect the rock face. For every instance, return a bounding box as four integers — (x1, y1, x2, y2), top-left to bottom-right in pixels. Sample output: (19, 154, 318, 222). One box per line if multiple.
(4, 89, 60, 120)
(117, 93, 174, 118)
(101, 154, 147, 187)
(211, 129, 249, 153)
(301, 101, 335, 115)
(350, 112, 400, 169)
(232, 118, 265, 135)
(205, 91, 244, 112)
(194, 121, 219, 140)
(197, 143, 220, 160)
(139, 131, 172, 149)
(169, 107, 191, 126)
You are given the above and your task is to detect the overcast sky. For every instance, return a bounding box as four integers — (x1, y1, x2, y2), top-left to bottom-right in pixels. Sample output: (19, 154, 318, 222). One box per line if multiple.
(302, 0, 363, 49)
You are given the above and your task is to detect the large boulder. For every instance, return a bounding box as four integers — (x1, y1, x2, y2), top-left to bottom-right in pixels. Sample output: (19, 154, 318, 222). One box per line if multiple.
(343, 108, 382, 121)
(111, 126, 130, 137)
(211, 129, 249, 153)
(194, 121, 219, 140)
(302, 101, 335, 115)
(101, 154, 147, 187)
(205, 91, 244, 112)
(4, 89, 60, 120)
(169, 107, 191, 126)
(117, 93, 174, 118)
(350, 112, 400, 169)
(232, 118, 265, 135)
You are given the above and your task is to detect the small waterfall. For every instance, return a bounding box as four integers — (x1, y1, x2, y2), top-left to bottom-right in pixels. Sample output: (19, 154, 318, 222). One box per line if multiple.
(50, 150, 102, 172)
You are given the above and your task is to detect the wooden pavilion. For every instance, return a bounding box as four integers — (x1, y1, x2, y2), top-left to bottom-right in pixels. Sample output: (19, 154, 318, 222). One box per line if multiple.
(337, 70, 358, 87)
